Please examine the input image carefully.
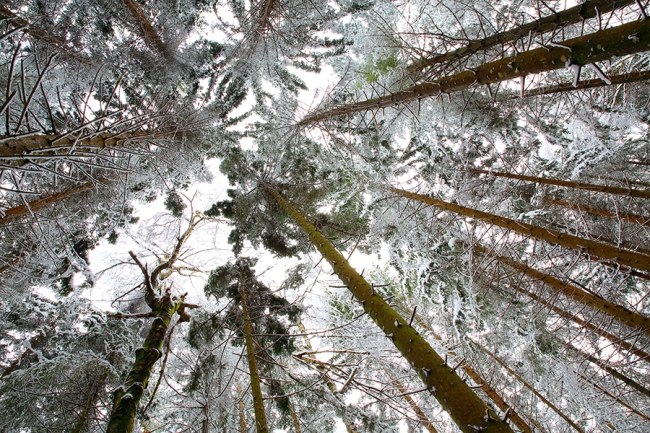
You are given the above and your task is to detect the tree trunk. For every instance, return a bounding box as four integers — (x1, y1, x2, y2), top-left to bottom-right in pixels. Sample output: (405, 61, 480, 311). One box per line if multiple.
(390, 187, 650, 272)
(472, 243, 650, 336)
(498, 278, 650, 363)
(578, 373, 650, 422)
(121, 0, 173, 62)
(541, 197, 650, 227)
(300, 19, 650, 126)
(0, 6, 83, 60)
(1, 182, 97, 224)
(565, 343, 650, 399)
(72, 372, 108, 433)
(386, 370, 439, 433)
(401, 308, 535, 433)
(0, 131, 171, 159)
(240, 272, 269, 433)
(408, 0, 635, 78)
(474, 169, 650, 199)
(106, 293, 181, 433)
(267, 187, 513, 433)
(238, 382, 247, 433)
(506, 70, 650, 99)
(290, 398, 302, 433)
(469, 339, 585, 433)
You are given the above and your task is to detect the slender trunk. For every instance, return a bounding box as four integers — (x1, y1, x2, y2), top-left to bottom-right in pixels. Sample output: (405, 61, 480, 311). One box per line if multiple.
(106, 293, 181, 433)
(72, 372, 108, 433)
(290, 398, 302, 433)
(507, 70, 650, 99)
(473, 244, 650, 335)
(469, 339, 585, 433)
(0, 131, 171, 159)
(257, 0, 277, 32)
(408, 0, 635, 77)
(390, 187, 650, 272)
(1, 182, 96, 224)
(566, 343, 650, 398)
(121, 0, 173, 62)
(297, 323, 360, 432)
(300, 20, 650, 126)
(238, 382, 247, 433)
(267, 187, 513, 433)
(578, 373, 650, 422)
(386, 370, 439, 433)
(500, 279, 650, 363)
(541, 197, 650, 227)
(401, 309, 535, 433)
(0, 6, 82, 60)
(474, 169, 650, 199)
(240, 272, 269, 433)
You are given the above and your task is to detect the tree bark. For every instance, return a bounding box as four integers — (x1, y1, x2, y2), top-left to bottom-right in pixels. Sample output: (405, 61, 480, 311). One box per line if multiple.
(240, 271, 269, 433)
(121, 0, 174, 62)
(407, 0, 636, 77)
(72, 372, 108, 433)
(390, 187, 650, 272)
(469, 339, 585, 433)
(238, 382, 247, 433)
(290, 398, 302, 433)
(474, 169, 650, 199)
(1, 182, 97, 224)
(106, 292, 181, 433)
(472, 244, 650, 336)
(578, 373, 650, 422)
(300, 19, 650, 126)
(267, 187, 513, 433)
(541, 197, 650, 227)
(386, 370, 439, 433)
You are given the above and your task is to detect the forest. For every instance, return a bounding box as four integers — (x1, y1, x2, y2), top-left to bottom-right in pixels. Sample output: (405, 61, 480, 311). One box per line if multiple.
(1, 0, 650, 432)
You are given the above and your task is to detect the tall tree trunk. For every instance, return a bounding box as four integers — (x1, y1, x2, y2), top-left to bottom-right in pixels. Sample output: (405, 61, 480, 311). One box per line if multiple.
(238, 382, 247, 433)
(390, 187, 650, 272)
(472, 244, 650, 335)
(565, 343, 650, 398)
(121, 0, 173, 62)
(240, 271, 269, 433)
(300, 20, 650, 126)
(1, 182, 97, 224)
(0, 131, 171, 159)
(400, 308, 536, 433)
(106, 292, 181, 433)
(497, 278, 650, 363)
(578, 373, 650, 422)
(474, 169, 650, 199)
(408, 0, 635, 78)
(505, 70, 650, 99)
(267, 187, 513, 433)
(541, 197, 650, 227)
(386, 370, 439, 433)
(469, 339, 585, 433)
(0, 6, 83, 60)
(290, 398, 302, 433)
(72, 372, 108, 433)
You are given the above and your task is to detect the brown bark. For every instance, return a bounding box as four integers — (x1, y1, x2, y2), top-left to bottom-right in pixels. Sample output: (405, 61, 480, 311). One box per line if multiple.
(407, 0, 635, 77)
(509, 70, 650, 99)
(290, 398, 302, 433)
(238, 382, 247, 433)
(121, 0, 174, 62)
(542, 197, 650, 227)
(386, 370, 439, 433)
(578, 373, 650, 422)
(268, 187, 513, 433)
(300, 19, 650, 126)
(474, 169, 650, 199)
(473, 243, 650, 336)
(470, 339, 585, 433)
(240, 270, 269, 433)
(0, 6, 82, 60)
(390, 187, 650, 272)
(1, 182, 96, 225)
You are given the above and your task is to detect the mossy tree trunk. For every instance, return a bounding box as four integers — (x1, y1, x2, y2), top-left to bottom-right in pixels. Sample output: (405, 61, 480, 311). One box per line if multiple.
(300, 19, 650, 126)
(267, 186, 514, 433)
(240, 269, 269, 433)
(390, 187, 650, 272)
